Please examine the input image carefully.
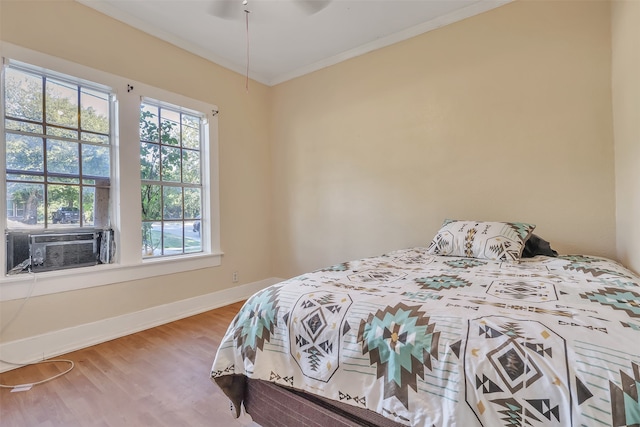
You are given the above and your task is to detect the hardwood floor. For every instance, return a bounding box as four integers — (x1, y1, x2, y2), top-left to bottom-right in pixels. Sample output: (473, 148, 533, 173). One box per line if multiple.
(0, 301, 257, 427)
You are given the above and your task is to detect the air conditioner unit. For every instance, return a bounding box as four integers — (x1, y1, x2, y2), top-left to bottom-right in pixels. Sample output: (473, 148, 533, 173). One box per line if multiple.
(30, 231, 99, 272)
(6, 229, 115, 274)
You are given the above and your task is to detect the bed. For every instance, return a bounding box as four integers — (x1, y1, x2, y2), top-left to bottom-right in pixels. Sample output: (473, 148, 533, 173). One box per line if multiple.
(211, 220, 640, 426)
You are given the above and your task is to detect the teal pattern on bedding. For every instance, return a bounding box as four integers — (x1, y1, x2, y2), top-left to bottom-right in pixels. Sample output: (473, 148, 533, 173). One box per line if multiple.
(212, 248, 640, 427)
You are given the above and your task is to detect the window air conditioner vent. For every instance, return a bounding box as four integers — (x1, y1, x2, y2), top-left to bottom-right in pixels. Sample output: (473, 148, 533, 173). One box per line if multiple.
(30, 231, 98, 273)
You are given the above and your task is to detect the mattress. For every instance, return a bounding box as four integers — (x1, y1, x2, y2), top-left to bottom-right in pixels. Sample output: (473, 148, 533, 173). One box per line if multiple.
(212, 247, 640, 426)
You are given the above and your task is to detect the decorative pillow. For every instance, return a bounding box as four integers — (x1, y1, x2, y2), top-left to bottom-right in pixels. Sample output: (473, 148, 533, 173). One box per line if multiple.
(426, 219, 536, 262)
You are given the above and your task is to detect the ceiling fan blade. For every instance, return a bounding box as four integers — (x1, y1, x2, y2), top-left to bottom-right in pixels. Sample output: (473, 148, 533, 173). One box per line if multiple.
(295, 0, 332, 15)
(209, 0, 242, 20)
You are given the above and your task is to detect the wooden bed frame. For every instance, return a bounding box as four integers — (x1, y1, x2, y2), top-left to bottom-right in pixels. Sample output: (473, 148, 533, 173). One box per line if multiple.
(243, 378, 405, 427)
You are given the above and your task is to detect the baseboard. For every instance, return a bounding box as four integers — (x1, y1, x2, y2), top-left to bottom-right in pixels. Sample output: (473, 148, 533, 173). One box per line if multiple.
(0, 277, 284, 373)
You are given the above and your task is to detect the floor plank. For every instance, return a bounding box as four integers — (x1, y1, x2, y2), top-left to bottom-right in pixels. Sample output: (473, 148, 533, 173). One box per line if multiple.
(0, 301, 258, 427)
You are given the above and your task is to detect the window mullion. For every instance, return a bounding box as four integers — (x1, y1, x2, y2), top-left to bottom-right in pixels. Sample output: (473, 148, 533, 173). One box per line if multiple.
(77, 86, 83, 227)
(42, 75, 49, 226)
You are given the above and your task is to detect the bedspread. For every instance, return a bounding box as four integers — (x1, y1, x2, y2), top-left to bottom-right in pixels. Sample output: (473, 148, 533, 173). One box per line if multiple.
(211, 248, 640, 426)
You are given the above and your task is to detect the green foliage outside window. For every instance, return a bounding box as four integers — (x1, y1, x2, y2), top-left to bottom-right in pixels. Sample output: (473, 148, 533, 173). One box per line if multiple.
(140, 102, 202, 257)
(3, 65, 111, 228)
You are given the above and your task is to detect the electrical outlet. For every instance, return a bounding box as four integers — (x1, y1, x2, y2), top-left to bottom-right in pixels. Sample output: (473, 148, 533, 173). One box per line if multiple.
(232, 271, 239, 283)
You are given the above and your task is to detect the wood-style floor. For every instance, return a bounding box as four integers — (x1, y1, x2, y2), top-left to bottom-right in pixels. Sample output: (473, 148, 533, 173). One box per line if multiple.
(0, 301, 257, 427)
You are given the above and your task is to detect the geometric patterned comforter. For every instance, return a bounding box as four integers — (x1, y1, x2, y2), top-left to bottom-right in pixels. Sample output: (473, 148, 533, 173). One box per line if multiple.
(211, 248, 640, 426)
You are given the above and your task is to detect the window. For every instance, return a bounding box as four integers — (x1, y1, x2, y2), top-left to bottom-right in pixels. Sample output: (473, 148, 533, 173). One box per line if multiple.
(1, 45, 221, 300)
(4, 63, 112, 230)
(140, 100, 204, 257)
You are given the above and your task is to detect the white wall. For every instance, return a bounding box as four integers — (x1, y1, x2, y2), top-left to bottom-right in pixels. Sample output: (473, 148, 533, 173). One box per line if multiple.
(612, 0, 640, 274)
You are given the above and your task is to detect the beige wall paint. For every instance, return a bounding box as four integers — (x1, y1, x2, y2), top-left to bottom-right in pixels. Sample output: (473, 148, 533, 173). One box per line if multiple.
(0, 1, 272, 341)
(612, 0, 640, 275)
(271, 0, 617, 277)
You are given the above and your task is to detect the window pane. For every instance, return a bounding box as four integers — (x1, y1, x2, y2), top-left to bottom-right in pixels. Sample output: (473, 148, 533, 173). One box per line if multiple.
(183, 188, 201, 220)
(182, 149, 200, 184)
(6, 133, 44, 173)
(46, 78, 78, 128)
(140, 104, 159, 143)
(80, 87, 109, 134)
(7, 173, 44, 182)
(140, 142, 160, 180)
(162, 221, 183, 255)
(47, 139, 79, 176)
(83, 186, 95, 226)
(163, 186, 182, 219)
(182, 114, 200, 149)
(185, 222, 201, 253)
(81, 132, 109, 144)
(48, 176, 79, 184)
(6, 182, 44, 227)
(142, 221, 161, 257)
(82, 144, 110, 178)
(141, 185, 161, 220)
(160, 108, 180, 146)
(48, 184, 80, 226)
(5, 119, 43, 134)
(4, 67, 43, 122)
(161, 146, 181, 182)
(92, 178, 111, 228)
(47, 126, 78, 139)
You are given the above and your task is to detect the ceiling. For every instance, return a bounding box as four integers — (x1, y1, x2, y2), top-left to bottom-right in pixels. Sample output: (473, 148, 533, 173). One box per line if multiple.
(78, 0, 511, 86)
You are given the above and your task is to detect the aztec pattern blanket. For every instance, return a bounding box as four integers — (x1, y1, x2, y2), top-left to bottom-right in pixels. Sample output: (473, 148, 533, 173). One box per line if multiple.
(211, 248, 640, 426)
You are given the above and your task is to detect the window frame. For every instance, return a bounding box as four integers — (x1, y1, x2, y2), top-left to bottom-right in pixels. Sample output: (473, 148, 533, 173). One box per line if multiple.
(0, 43, 222, 302)
(4, 60, 114, 231)
(139, 97, 206, 258)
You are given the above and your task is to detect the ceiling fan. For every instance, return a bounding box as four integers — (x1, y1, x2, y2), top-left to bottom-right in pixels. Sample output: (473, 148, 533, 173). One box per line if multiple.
(209, 0, 332, 20)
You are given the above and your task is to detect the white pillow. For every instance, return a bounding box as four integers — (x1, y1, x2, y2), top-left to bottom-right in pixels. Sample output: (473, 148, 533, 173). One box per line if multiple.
(427, 219, 536, 262)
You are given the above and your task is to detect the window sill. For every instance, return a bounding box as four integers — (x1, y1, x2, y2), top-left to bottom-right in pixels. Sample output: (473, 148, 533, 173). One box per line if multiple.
(0, 252, 224, 302)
